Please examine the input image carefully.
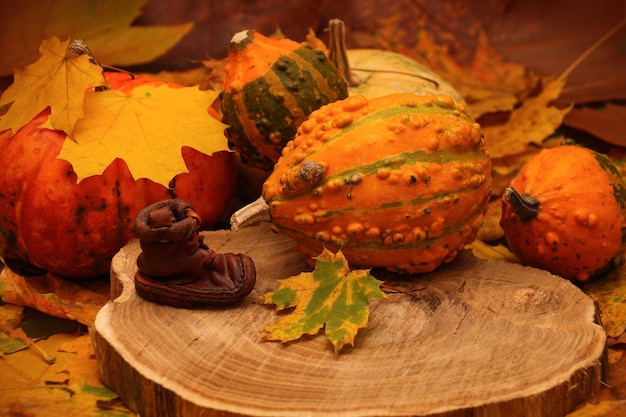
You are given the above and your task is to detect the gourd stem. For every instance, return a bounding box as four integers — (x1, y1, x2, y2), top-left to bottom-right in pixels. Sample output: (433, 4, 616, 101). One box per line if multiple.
(230, 196, 271, 231)
(504, 185, 540, 223)
(328, 19, 361, 87)
(327, 18, 439, 89)
(558, 19, 626, 83)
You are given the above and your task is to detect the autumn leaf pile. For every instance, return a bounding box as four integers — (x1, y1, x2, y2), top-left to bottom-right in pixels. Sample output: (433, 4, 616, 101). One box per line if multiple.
(1, 1, 626, 416)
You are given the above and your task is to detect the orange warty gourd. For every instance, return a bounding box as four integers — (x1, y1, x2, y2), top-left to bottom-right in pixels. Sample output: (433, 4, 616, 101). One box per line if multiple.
(262, 93, 492, 274)
(500, 144, 626, 281)
(0, 72, 237, 279)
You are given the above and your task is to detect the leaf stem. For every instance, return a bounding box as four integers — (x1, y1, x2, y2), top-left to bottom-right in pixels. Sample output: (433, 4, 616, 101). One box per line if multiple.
(69, 39, 100, 66)
(380, 282, 425, 301)
(69, 38, 134, 84)
(0, 322, 56, 364)
(558, 18, 626, 82)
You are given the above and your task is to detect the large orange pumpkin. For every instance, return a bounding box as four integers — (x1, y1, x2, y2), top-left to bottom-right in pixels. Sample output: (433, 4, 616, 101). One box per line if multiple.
(0, 72, 237, 278)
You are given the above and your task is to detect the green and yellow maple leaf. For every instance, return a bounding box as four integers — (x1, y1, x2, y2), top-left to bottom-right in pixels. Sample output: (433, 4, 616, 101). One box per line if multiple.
(0, 36, 106, 136)
(263, 248, 385, 355)
(57, 85, 229, 187)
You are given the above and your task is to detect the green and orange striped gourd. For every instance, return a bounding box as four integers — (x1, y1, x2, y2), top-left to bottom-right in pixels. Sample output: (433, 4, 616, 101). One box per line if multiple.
(262, 93, 492, 274)
(220, 30, 348, 171)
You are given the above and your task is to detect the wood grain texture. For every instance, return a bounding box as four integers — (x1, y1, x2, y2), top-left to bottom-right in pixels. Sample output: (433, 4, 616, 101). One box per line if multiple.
(93, 223, 607, 417)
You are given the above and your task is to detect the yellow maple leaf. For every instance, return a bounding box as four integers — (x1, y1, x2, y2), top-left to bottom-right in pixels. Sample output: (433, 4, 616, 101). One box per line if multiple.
(482, 78, 573, 159)
(0, 36, 106, 136)
(0, 0, 193, 76)
(57, 85, 229, 186)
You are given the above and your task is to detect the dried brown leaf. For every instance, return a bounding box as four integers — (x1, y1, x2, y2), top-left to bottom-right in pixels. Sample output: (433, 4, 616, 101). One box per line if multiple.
(483, 78, 572, 158)
(564, 103, 626, 147)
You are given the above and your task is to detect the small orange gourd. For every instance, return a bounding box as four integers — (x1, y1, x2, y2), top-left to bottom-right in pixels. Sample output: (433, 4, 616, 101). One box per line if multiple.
(500, 144, 626, 281)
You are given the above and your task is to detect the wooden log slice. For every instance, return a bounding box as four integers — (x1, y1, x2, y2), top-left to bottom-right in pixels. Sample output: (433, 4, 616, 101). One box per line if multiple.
(92, 223, 606, 417)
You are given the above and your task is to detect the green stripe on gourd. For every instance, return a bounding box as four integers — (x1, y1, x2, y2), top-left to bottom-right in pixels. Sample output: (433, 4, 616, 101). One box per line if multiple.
(246, 49, 345, 143)
(291, 100, 475, 163)
(270, 202, 486, 252)
(269, 168, 489, 252)
(270, 148, 489, 203)
(220, 85, 277, 169)
(291, 47, 349, 104)
(271, 178, 487, 227)
(593, 151, 626, 210)
(287, 184, 485, 221)
(591, 150, 626, 246)
(273, 47, 347, 115)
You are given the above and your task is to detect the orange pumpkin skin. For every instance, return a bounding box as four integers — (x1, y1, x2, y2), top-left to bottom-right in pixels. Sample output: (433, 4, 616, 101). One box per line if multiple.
(500, 145, 626, 282)
(0, 72, 237, 278)
(263, 93, 491, 274)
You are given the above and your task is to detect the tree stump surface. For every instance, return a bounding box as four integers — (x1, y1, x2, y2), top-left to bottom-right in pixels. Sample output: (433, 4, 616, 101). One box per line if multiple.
(93, 223, 606, 417)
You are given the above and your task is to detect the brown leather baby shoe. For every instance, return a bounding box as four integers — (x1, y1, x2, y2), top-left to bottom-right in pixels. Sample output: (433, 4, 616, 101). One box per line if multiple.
(133, 199, 256, 308)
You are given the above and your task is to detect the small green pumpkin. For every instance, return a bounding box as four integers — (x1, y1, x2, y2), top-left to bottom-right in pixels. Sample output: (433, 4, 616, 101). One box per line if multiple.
(262, 93, 492, 274)
(220, 30, 348, 171)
